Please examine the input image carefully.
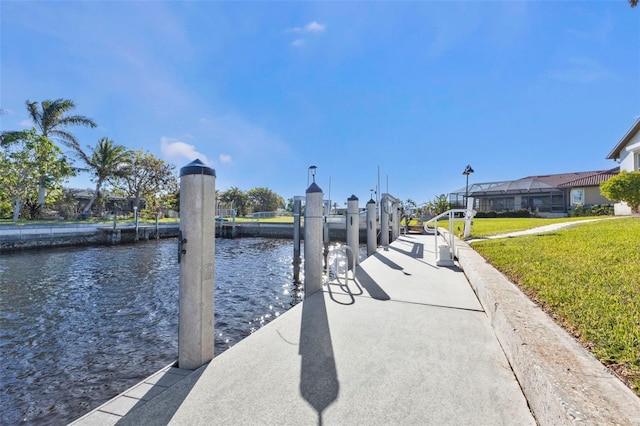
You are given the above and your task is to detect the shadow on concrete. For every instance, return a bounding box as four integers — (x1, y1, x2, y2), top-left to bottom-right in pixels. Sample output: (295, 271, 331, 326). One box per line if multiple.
(116, 365, 205, 425)
(299, 292, 340, 425)
(372, 252, 404, 271)
(388, 243, 424, 259)
(326, 273, 363, 305)
(354, 266, 390, 301)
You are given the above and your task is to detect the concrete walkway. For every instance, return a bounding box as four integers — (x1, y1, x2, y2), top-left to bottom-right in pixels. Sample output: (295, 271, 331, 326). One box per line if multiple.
(78, 233, 536, 425)
(468, 217, 621, 242)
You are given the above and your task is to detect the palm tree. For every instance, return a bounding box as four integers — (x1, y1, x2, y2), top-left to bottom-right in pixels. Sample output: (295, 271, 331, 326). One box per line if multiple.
(79, 137, 130, 216)
(25, 98, 97, 209)
(26, 99, 97, 147)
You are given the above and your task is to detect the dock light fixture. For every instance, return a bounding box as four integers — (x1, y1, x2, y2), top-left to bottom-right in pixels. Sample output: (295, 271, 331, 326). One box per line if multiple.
(462, 164, 474, 206)
(307, 165, 318, 186)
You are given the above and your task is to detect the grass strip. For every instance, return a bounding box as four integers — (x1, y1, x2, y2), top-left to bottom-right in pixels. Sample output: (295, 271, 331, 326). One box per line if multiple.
(471, 218, 640, 395)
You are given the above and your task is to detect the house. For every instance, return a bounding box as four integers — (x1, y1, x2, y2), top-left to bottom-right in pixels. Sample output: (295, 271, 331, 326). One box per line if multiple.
(606, 117, 640, 215)
(73, 190, 146, 216)
(449, 168, 618, 217)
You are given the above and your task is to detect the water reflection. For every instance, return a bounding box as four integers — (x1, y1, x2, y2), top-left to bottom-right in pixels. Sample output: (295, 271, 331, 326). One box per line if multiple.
(0, 237, 300, 425)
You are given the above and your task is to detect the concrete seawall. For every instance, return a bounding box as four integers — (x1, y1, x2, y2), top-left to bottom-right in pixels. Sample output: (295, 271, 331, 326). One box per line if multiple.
(0, 224, 180, 252)
(0, 222, 368, 252)
(216, 222, 368, 241)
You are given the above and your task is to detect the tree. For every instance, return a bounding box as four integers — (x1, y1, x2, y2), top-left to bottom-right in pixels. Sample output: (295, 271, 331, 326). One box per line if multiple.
(110, 150, 177, 214)
(0, 129, 74, 220)
(76, 137, 130, 215)
(219, 187, 249, 216)
(600, 170, 640, 214)
(247, 187, 285, 213)
(285, 197, 295, 212)
(630, 0, 637, 7)
(23, 99, 97, 211)
(427, 194, 451, 216)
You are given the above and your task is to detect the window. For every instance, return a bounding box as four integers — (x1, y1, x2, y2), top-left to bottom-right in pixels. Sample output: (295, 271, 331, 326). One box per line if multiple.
(571, 189, 584, 205)
(636, 152, 640, 171)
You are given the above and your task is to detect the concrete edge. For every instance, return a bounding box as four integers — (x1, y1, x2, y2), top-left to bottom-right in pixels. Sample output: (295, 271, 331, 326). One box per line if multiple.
(68, 362, 193, 425)
(454, 237, 640, 425)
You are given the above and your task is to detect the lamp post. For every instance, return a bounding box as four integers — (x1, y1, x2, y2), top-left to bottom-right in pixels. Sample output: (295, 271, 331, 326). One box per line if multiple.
(307, 165, 317, 186)
(462, 164, 474, 207)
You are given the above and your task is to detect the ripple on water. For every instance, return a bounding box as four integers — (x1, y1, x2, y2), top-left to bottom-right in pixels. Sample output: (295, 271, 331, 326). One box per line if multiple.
(0, 237, 301, 425)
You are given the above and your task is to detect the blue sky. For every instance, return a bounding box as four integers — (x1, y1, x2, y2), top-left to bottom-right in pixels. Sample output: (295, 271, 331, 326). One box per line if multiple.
(1, 1, 638, 207)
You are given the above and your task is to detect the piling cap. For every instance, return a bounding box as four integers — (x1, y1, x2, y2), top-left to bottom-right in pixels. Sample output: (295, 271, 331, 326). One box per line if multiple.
(348, 194, 358, 201)
(180, 159, 216, 177)
(306, 182, 322, 194)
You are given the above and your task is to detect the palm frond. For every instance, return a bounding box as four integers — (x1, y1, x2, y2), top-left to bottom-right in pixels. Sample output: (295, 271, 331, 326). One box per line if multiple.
(59, 115, 97, 128)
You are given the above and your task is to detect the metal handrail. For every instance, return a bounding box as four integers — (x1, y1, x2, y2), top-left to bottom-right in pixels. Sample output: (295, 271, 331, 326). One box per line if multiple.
(423, 208, 475, 264)
(327, 244, 357, 284)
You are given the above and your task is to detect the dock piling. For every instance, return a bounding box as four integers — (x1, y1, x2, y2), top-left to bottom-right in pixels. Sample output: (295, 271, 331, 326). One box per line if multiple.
(304, 179, 323, 297)
(346, 194, 359, 269)
(178, 159, 216, 370)
(366, 198, 377, 257)
(293, 196, 303, 283)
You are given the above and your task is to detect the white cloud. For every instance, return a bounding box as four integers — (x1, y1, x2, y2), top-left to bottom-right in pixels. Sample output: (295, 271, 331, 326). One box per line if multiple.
(288, 21, 326, 34)
(291, 38, 306, 47)
(304, 22, 326, 33)
(160, 136, 211, 165)
(219, 154, 232, 164)
(19, 119, 33, 127)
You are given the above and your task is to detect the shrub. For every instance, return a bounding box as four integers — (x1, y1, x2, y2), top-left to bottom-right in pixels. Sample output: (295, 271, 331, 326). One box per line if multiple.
(570, 204, 592, 217)
(600, 170, 640, 214)
(475, 209, 531, 218)
(569, 204, 614, 217)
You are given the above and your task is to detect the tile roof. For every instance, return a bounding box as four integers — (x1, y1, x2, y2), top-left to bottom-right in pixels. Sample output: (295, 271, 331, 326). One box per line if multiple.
(456, 168, 620, 197)
(557, 168, 620, 187)
(524, 167, 619, 188)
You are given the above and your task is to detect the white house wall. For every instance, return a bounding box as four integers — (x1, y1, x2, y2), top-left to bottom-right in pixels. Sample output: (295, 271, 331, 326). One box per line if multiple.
(619, 131, 640, 172)
(613, 126, 640, 215)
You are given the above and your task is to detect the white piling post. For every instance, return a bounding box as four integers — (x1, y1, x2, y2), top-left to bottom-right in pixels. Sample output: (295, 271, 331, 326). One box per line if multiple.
(323, 199, 330, 271)
(366, 198, 377, 257)
(178, 159, 216, 370)
(380, 195, 389, 246)
(463, 197, 474, 238)
(293, 196, 303, 283)
(391, 199, 400, 241)
(304, 181, 324, 297)
(134, 206, 139, 242)
(346, 195, 359, 270)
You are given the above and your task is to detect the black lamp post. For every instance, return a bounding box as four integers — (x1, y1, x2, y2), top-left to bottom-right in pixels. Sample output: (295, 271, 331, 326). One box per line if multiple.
(462, 164, 474, 207)
(307, 165, 317, 186)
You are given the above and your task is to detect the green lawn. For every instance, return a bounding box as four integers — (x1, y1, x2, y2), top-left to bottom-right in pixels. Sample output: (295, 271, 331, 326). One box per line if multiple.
(467, 216, 611, 238)
(470, 217, 640, 394)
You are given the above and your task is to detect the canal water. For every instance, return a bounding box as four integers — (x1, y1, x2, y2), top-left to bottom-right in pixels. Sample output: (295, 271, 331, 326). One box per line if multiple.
(0, 237, 303, 425)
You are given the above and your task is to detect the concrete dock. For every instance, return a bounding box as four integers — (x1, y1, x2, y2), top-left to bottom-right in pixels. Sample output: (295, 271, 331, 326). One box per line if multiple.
(73, 231, 640, 425)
